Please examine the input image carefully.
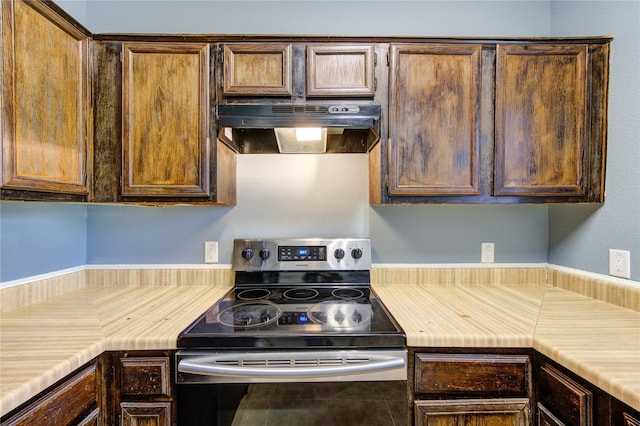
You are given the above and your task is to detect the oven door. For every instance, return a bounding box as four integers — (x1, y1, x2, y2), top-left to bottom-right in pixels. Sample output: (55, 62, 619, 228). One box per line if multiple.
(176, 349, 407, 384)
(175, 349, 408, 426)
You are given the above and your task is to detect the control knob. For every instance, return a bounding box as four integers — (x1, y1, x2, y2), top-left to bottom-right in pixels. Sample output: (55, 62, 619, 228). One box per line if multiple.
(259, 248, 271, 261)
(241, 248, 254, 260)
(334, 248, 345, 260)
(351, 248, 363, 260)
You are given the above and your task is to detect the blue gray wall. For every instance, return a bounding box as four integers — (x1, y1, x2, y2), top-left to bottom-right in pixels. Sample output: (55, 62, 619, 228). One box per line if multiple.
(1, 1, 637, 282)
(0, 202, 87, 280)
(548, 1, 640, 279)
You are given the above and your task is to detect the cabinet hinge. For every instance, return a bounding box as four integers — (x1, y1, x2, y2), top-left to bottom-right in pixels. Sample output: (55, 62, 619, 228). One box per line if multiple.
(374, 77, 377, 91)
(386, 53, 390, 66)
(374, 52, 377, 66)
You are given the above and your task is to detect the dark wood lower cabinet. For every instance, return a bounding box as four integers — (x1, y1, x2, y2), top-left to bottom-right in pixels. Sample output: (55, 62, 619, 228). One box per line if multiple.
(538, 402, 568, 426)
(103, 351, 176, 426)
(415, 398, 530, 426)
(536, 362, 593, 426)
(0, 362, 99, 426)
(412, 351, 533, 426)
(612, 399, 640, 426)
(120, 402, 171, 426)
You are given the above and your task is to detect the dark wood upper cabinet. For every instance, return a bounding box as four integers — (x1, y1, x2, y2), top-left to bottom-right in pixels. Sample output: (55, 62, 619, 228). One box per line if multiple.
(376, 38, 610, 204)
(121, 42, 211, 198)
(495, 44, 591, 199)
(1, 0, 91, 200)
(387, 43, 482, 197)
(306, 44, 376, 97)
(222, 43, 292, 96)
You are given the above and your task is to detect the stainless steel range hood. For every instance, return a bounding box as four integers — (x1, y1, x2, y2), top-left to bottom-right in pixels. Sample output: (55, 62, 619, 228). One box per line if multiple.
(217, 102, 381, 154)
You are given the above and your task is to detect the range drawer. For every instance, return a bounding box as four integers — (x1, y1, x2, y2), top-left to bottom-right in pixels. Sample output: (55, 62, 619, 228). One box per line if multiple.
(415, 353, 530, 396)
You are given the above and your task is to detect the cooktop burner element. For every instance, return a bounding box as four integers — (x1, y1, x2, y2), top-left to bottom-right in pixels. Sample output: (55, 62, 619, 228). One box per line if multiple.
(332, 288, 365, 299)
(217, 301, 282, 328)
(236, 288, 271, 300)
(283, 288, 319, 300)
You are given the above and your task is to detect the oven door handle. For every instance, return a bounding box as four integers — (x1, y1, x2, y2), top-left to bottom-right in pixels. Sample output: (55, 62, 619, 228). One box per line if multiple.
(178, 355, 405, 379)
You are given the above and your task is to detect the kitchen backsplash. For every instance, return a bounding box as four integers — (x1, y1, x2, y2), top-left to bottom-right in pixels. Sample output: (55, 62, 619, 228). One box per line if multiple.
(2, 266, 638, 314)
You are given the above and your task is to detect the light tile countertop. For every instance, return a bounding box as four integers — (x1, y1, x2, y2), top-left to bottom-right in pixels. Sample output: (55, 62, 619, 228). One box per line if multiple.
(1, 269, 639, 417)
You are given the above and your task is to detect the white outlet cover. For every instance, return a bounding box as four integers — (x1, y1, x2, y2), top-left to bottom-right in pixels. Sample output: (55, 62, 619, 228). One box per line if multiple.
(481, 242, 494, 263)
(205, 241, 219, 263)
(609, 249, 631, 279)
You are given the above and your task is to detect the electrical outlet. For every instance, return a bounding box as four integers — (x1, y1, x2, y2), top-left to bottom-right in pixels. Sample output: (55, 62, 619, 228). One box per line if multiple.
(481, 242, 494, 263)
(204, 241, 219, 263)
(609, 249, 630, 279)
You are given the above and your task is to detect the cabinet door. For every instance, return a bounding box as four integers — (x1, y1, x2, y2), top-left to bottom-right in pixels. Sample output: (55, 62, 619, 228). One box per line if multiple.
(121, 42, 210, 197)
(2, 364, 98, 426)
(307, 44, 375, 97)
(415, 398, 530, 426)
(495, 44, 589, 198)
(223, 43, 292, 96)
(612, 398, 640, 426)
(537, 363, 592, 426)
(1, 0, 91, 196)
(121, 402, 171, 426)
(538, 403, 566, 426)
(388, 44, 482, 196)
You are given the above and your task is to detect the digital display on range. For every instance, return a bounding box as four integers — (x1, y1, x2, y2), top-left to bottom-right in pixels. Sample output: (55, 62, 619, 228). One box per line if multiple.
(278, 246, 326, 261)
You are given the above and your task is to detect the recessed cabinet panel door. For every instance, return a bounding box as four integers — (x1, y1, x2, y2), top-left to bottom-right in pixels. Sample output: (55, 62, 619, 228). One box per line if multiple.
(307, 44, 375, 97)
(1, 0, 90, 194)
(414, 399, 530, 426)
(495, 44, 588, 197)
(388, 44, 481, 196)
(122, 43, 210, 197)
(223, 43, 292, 96)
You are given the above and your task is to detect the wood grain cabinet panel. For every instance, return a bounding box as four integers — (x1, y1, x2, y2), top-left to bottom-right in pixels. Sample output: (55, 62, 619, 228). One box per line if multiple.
(121, 357, 171, 397)
(120, 402, 171, 426)
(612, 398, 640, 426)
(413, 352, 532, 426)
(388, 43, 482, 196)
(415, 398, 530, 426)
(415, 353, 530, 397)
(104, 352, 176, 426)
(307, 44, 375, 97)
(2, 363, 98, 426)
(121, 42, 210, 197)
(537, 363, 592, 426)
(1, 0, 91, 197)
(495, 44, 589, 198)
(223, 43, 292, 96)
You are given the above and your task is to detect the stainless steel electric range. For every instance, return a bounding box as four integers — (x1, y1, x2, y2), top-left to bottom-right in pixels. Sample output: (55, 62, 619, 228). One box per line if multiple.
(175, 238, 407, 426)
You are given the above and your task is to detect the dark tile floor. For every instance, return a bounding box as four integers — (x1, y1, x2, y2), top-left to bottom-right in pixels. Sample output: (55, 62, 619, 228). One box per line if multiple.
(231, 381, 408, 426)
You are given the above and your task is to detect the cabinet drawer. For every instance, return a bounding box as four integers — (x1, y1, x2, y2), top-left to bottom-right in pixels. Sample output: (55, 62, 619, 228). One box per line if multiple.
(537, 363, 592, 426)
(120, 357, 171, 397)
(3, 363, 97, 426)
(415, 353, 530, 396)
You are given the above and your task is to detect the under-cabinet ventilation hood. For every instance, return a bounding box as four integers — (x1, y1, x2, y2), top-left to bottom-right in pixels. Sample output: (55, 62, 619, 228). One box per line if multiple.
(217, 103, 381, 154)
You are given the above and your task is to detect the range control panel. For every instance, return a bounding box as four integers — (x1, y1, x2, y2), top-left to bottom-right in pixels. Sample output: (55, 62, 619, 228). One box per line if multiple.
(278, 246, 327, 262)
(232, 238, 371, 271)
